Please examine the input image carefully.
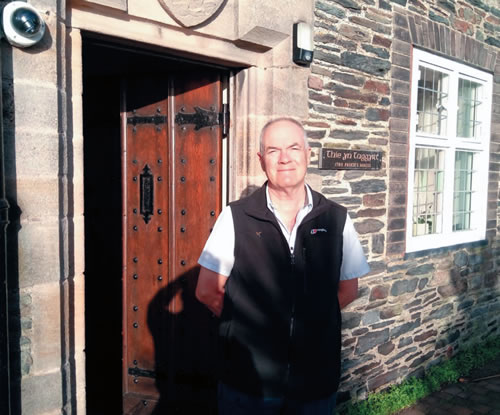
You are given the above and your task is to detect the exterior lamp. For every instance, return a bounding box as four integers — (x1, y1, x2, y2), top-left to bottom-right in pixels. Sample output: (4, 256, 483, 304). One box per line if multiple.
(293, 22, 314, 66)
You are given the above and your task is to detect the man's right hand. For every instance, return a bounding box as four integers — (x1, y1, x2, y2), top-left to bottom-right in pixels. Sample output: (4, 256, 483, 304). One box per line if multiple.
(195, 266, 228, 317)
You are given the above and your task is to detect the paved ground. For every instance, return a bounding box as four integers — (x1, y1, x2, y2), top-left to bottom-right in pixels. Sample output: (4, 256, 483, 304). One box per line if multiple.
(397, 356, 500, 415)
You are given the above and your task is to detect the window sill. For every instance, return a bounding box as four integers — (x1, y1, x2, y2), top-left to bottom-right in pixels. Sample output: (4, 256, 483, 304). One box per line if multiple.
(404, 239, 488, 260)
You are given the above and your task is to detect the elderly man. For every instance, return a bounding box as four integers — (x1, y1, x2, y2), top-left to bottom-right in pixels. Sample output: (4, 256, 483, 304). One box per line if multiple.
(196, 118, 369, 414)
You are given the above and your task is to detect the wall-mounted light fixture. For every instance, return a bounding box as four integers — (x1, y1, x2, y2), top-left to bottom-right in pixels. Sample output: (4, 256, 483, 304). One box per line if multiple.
(293, 22, 314, 67)
(1, 1, 46, 48)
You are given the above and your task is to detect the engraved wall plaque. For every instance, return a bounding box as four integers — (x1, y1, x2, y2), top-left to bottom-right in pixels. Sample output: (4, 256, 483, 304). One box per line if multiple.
(158, 0, 226, 27)
(319, 149, 383, 170)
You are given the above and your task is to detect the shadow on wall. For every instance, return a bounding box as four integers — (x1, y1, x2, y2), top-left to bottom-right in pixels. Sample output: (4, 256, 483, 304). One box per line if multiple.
(337, 243, 500, 406)
(2, 40, 22, 414)
(239, 184, 260, 199)
(432, 248, 500, 357)
(146, 247, 261, 414)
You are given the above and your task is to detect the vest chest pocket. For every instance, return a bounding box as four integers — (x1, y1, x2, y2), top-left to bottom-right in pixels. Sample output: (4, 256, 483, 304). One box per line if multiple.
(303, 232, 343, 281)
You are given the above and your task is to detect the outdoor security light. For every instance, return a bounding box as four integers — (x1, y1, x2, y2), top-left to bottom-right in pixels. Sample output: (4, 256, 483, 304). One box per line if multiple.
(293, 22, 314, 66)
(1, 1, 46, 48)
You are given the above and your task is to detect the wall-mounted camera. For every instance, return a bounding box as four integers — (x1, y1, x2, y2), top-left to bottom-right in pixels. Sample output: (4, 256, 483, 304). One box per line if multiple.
(1, 1, 46, 48)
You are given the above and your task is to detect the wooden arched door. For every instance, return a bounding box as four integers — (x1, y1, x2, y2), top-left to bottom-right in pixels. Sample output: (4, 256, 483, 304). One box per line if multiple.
(121, 68, 227, 415)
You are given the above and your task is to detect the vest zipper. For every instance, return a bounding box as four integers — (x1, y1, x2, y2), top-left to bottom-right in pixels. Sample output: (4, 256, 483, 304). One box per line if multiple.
(285, 251, 297, 393)
(289, 252, 296, 338)
(303, 247, 307, 294)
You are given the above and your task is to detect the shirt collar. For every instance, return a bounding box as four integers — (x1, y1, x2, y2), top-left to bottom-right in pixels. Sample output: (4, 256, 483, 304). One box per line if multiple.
(265, 184, 313, 213)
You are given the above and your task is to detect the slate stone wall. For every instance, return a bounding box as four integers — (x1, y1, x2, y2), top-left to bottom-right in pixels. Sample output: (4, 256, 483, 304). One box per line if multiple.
(308, 0, 500, 404)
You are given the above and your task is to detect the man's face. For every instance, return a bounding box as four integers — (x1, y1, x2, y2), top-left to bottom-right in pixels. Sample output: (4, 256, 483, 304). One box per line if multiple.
(258, 121, 311, 191)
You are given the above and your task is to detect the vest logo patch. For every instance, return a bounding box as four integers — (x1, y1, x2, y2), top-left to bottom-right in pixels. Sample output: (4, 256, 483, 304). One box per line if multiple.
(310, 228, 327, 235)
(256, 231, 262, 238)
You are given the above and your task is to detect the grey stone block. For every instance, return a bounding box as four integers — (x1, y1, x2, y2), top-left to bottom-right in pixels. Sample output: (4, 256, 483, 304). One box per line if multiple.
(391, 278, 419, 296)
(366, 107, 390, 121)
(11, 83, 59, 132)
(355, 219, 384, 234)
(406, 264, 434, 275)
(392, 52, 411, 68)
(453, 251, 469, 267)
(351, 179, 386, 194)
(333, 0, 362, 10)
(409, 350, 434, 368)
(398, 336, 413, 348)
(316, 0, 346, 18)
(394, 27, 411, 42)
(362, 310, 381, 325)
(5, 130, 60, 177)
(394, 13, 408, 28)
(343, 312, 362, 329)
(429, 10, 449, 26)
(340, 52, 391, 76)
(21, 371, 63, 415)
(428, 303, 453, 320)
(18, 223, 60, 288)
(386, 346, 418, 364)
(10, 17, 58, 84)
(330, 129, 370, 140)
(390, 319, 421, 338)
(356, 328, 390, 354)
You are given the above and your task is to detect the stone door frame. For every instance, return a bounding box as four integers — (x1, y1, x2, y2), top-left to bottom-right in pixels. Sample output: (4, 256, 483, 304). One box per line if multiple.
(67, 7, 311, 411)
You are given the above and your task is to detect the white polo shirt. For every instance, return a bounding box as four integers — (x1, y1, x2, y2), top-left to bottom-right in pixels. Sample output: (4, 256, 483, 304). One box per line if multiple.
(198, 185, 370, 280)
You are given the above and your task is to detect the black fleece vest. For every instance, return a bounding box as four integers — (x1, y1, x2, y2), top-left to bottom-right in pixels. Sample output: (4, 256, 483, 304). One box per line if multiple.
(218, 184, 347, 401)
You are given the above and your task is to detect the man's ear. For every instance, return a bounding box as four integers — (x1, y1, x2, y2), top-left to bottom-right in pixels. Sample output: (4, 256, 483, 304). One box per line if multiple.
(306, 147, 312, 164)
(258, 152, 265, 171)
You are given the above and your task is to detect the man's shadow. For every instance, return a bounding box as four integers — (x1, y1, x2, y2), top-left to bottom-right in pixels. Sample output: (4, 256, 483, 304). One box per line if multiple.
(147, 266, 218, 414)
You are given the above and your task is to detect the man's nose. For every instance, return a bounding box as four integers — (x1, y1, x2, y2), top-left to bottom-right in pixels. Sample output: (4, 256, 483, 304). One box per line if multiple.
(279, 150, 291, 163)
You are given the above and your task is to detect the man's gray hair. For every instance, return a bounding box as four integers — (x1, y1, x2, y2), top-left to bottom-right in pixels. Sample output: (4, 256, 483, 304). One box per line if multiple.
(259, 117, 309, 154)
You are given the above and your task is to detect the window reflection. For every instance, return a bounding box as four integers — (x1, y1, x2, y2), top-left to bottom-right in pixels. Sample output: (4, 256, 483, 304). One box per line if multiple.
(412, 148, 445, 236)
(416, 66, 449, 135)
(453, 151, 475, 231)
(457, 79, 482, 139)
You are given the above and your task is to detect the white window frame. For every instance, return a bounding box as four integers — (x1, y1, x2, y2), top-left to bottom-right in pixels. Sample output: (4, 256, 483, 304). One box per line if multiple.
(406, 49, 493, 253)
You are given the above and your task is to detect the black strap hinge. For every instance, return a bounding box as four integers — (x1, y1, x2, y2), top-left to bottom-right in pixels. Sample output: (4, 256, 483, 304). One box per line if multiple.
(127, 115, 167, 126)
(128, 367, 156, 379)
(175, 105, 229, 135)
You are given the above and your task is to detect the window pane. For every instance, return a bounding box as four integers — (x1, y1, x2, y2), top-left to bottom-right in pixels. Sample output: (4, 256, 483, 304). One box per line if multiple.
(453, 151, 475, 231)
(416, 66, 449, 135)
(412, 148, 445, 236)
(457, 78, 482, 139)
